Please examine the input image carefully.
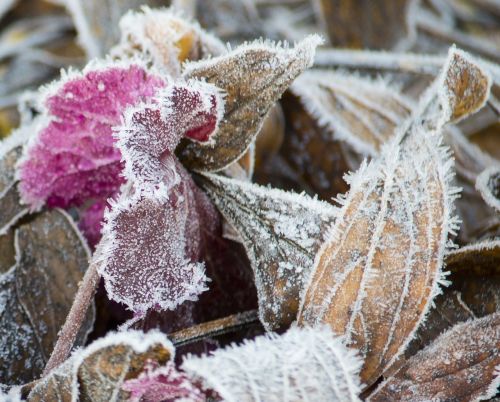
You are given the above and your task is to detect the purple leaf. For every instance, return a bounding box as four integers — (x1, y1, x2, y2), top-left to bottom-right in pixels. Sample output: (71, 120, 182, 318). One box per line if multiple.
(122, 362, 207, 402)
(18, 62, 166, 210)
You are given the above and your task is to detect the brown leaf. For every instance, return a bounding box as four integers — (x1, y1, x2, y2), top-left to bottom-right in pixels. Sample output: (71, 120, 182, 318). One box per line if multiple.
(199, 173, 338, 330)
(0, 209, 94, 386)
(402, 239, 500, 362)
(0, 230, 15, 275)
(0, 140, 28, 234)
(317, 0, 413, 49)
(369, 313, 500, 402)
(74, 331, 173, 401)
(26, 330, 174, 401)
(254, 103, 285, 170)
(290, 69, 413, 156)
(178, 35, 322, 172)
(297, 47, 490, 387)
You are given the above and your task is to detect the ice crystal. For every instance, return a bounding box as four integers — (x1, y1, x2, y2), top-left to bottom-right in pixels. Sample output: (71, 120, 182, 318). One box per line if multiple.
(182, 325, 362, 402)
(17, 61, 166, 211)
(201, 173, 338, 329)
(122, 362, 206, 402)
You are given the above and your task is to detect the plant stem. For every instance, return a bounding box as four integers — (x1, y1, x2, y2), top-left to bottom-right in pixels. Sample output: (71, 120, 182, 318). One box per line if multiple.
(169, 310, 260, 347)
(43, 262, 100, 376)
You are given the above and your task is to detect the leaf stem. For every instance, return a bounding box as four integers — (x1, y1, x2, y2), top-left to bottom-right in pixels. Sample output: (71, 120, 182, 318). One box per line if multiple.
(169, 310, 260, 347)
(43, 262, 100, 376)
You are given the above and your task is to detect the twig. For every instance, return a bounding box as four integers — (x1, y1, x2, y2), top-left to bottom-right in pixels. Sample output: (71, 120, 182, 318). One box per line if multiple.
(169, 310, 260, 347)
(43, 262, 100, 376)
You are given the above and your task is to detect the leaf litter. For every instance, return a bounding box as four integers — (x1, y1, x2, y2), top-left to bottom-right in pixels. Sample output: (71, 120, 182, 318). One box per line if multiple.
(1, 2, 500, 401)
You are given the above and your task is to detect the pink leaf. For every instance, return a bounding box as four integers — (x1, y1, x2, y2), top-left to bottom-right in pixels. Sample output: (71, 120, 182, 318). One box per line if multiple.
(18, 62, 166, 210)
(122, 362, 207, 402)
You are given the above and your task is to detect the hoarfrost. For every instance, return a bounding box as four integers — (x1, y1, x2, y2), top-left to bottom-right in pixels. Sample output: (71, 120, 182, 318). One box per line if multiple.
(182, 325, 362, 402)
(298, 46, 488, 387)
(476, 166, 500, 212)
(200, 173, 338, 330)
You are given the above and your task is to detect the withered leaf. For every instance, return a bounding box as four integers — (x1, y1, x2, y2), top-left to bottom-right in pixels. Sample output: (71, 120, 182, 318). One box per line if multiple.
(0, 230, 15, 275)
(0, 135, 29, 234)
(369, 313, 500, 402)
(178, 35, 322, 172)
(279, 91, 354, 201)
(290, 70, 412, 156)
(298, 47, 490, 387)
(63, 0, 165, 58)
(15, 208, 95, 362)
(26, 358, 74, 402)
(0, 209, 94, 386)
(476, 166, 500, 212)
(199, 172, 338, 330)
(316, 0, 413, 49)
(73, 331, 173, 402)
(403, 239, 500, 360)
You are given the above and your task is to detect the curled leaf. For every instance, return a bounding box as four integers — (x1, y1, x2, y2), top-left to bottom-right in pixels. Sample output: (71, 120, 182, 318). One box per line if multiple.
(178, 35, 323, 171)
(298, 47, 488, 387)
(113, 6, 226, 75)
(369, 313, 500, 402)
(290, 70, 412, 155)
(200, 173, 338, 330)
(182, 326, 362, 402)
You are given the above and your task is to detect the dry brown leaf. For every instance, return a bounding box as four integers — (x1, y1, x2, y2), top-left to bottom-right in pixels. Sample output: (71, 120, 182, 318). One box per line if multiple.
(0, 229, 15, 275)
(369, 313, 500, 402)
(178, 35, 322, 172)
(297, 47, 491, 387)
(0, 138, 28, 234)
(74, 331, 173, 401)
(0, 209, 94, 386)
(290, 69, 413, 156)
(402, 239, 500, 364)
(26, 359, 73, 402)
(199, 172, 338, 330)
(254, 103, 285, 170)
(317, 0, 413, 49)
(279, 91, 354, 201)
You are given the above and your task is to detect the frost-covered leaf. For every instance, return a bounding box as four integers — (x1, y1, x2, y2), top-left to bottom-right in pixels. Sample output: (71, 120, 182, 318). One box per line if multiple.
(199, 173, 338, 330)
(26, 358, 74, 402)
(113, 6, 226, 76)
(18, 61, 165, 211)
(0, 230, 15, 275)
(0, 129, 30, 234)
(298, 47, 489, 387)
(95, 161, 219, 313)
(73, 330, 174, 402)
(0, 209, 94, 386)
(116, 80, 224, 185)
(316, 0, 413, 50)
(290, 70, 413, 156)
(369, 312, 500, 402)
(178, 35, 323, 171)
(394, 239, 500, 369)
(182, 325, 362, 402)
(122, 362, 207, 402)
(62, 0, 165, 58)
(476, 166, 500, 212)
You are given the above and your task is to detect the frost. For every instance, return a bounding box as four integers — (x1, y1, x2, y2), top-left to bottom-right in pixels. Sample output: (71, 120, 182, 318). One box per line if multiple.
(94, 76, 223, 313)
(290, 69, 413, 156)
(200, 173, 338, 330)
(113, 6, 226, 76)
(182, 325, 362, 402)
(476, 166, 500, 212)
(122, 361, 206, 402)
(298, 46, 488, 387)
(17, 60, 166, 211)
(369, 313, 500, 402)
(180, 34, 323, 171)
(115, 80, 224, 185)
